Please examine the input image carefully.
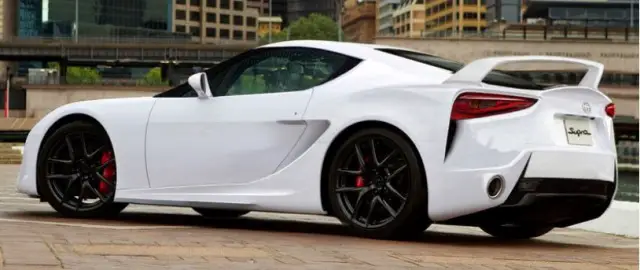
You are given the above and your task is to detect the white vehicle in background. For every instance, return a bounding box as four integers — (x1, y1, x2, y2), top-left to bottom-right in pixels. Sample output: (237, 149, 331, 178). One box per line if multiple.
(16, 40, 617, 240)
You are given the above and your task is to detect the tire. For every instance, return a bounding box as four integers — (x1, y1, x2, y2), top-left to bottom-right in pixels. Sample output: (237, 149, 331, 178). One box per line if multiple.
(327, 128, 431, 239)
(192, 208, 250, 218)
(480, 224, 554, 239)
(37, 121, 128, 218)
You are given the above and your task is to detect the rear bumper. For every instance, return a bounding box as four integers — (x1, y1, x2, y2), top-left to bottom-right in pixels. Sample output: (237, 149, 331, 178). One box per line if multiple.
(427, 148, 616, 222)
(443, 177, 616, 227)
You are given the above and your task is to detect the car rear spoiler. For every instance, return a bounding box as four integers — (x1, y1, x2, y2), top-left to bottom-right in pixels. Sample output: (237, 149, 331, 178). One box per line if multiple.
(444, 56, 604, 90)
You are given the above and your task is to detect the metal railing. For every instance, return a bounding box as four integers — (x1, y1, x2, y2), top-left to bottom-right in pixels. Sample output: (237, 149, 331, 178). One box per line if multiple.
(2, 36, 260, 46)
(378, 26, 640, 42)
(22, 75, 172, 87)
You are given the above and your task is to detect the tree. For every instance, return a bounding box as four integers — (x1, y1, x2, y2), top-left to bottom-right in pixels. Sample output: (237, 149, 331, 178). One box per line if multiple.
(66, 67, 101, 85)
(47, 62, 102, 84)
(260, 13, 344, 44)
(138, 67, 168, 86)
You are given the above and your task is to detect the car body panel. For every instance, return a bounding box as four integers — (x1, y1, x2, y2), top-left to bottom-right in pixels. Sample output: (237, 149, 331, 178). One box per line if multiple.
(17, 40, 617, 224)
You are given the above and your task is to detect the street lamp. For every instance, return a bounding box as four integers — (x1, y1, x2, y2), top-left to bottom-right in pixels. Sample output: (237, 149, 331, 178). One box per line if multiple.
(631, 0, 635, 28)
(74, 0, 79, 43)
(336, 0, 343, 41)
(268, 0, 273, 43)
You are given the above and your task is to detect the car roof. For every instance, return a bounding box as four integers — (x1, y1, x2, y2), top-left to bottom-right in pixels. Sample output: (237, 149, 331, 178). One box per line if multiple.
(260, 40, 425, 60)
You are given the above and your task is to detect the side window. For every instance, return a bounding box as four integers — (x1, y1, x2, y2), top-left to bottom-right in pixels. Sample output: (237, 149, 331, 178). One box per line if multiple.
(214, 48, 356, 97)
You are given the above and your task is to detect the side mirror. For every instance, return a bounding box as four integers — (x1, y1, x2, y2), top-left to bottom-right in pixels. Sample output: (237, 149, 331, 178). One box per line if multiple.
(187, 72, 211, 99)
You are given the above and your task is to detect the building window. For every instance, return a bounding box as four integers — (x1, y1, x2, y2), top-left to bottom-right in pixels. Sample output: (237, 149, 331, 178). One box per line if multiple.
(462, 27, 477, 32)
(190, 0, 201, 6)
(206, 27, 217, 37)
(190, 26, 201, 37)
(463, 12, 478, 19)
(233, 15, 243, 26)
(190, 11, 201, 22)
(220, 29, 230, 39)
(176, 0, 186, 4)
(233, 30, 243, 40)
(207, 13, 217, 23)
(233, 0, 243, 11)
(206, 0, 216, 7)
(246, 31, 256, 40)
(176, 25, 186, 32)
(220, 0, 230, 9)
(221, 14, 230, 24)
(247, 17, 256, 26)
(175, 10, 186, 20)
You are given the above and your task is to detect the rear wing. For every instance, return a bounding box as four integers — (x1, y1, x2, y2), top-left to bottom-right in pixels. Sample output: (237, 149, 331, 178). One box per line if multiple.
(444, 56, 604, 90)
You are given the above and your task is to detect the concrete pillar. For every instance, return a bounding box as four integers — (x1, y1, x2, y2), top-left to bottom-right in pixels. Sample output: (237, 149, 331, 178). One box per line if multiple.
(161, 63, 178, 86)
(59, 60, 68, 84)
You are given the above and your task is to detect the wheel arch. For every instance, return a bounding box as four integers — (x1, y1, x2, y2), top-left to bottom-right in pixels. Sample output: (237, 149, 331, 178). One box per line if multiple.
(319, 120, 427, 215)
(35, 113, 109, 196)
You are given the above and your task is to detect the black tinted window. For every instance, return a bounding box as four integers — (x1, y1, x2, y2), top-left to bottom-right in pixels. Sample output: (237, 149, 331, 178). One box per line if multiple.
(377, 48, 545, 90)
(214, 48, 361, 96)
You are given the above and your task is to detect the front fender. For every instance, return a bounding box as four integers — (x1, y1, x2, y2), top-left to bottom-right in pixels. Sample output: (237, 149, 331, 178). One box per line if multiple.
(16, 97, 158, 197)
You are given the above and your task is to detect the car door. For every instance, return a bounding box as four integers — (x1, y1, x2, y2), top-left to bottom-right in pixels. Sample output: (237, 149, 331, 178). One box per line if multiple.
(144, 47, 350, 188)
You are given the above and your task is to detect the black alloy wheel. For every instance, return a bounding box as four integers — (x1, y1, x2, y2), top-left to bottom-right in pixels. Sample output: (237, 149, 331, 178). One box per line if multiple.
(480, 224, 554, 240)
(327, 128, 431, 239)
(192, 208, 250, 218)
(37, 121, 127, 218)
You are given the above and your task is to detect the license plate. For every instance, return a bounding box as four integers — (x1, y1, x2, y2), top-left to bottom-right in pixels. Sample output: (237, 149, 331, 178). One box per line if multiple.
(563, 117, 593, 146)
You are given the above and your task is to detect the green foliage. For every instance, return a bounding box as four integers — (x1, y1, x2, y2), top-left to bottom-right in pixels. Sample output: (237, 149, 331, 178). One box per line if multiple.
(138, 67, 169, 86)
(260, 13, 344, 44)
(66, 67, 101, 84)
(47, 62, 102, 85)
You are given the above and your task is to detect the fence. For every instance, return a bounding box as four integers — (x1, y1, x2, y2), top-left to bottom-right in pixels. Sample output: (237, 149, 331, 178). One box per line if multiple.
(377, 25, 639, 42)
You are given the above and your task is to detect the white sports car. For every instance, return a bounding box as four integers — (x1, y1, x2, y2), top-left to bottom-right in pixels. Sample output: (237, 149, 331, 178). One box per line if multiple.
(16, 40, 617, 240)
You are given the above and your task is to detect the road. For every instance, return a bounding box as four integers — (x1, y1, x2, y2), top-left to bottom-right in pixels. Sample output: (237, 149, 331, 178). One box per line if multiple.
(0, 165, 637, 270)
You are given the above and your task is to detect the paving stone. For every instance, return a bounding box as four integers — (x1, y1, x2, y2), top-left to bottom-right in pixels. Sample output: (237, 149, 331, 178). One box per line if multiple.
(0, 164, 636, 269)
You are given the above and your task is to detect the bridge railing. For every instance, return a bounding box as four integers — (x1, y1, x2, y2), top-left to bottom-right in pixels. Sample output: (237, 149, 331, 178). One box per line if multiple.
(2, 36, 260, 46)
(19, 75, 177, 87)
(377, 25, 640, 42)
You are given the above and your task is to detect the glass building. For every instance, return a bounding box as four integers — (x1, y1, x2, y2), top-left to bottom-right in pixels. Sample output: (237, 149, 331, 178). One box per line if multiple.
(523, 0, 639, 28)
(17, 0, 190, 40)
(486, 0, 521, 24)
(287, 0, 340, 24)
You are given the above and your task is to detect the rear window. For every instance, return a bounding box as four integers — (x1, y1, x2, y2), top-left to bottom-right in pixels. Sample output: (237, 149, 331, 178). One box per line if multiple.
(377, 48, 545, 90)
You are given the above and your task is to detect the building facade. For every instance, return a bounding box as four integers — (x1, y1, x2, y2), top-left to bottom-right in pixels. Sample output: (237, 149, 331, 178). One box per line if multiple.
(521, 0, 639, 27)
(257, 16, 282, 36)
(172, 0, 259, 43)
(486, 0, 521, 24)
(392, 0, 487, 37)
(342, 0, 377, 43)
(287, 0, 340, 24)
(247, 0, 287, 25)
(39, 0, 188, 40)
(377, 0, 400, 36)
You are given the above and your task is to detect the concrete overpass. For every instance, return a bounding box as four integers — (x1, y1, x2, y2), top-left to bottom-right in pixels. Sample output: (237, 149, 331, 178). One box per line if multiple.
(0, 39, 254, 65)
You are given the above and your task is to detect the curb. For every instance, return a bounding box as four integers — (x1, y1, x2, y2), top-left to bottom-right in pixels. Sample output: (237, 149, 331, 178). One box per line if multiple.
(570, 201, 639, 238)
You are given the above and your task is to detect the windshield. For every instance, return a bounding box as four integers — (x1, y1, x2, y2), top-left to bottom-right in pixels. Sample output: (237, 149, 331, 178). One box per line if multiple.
(377, 48, 545, 90)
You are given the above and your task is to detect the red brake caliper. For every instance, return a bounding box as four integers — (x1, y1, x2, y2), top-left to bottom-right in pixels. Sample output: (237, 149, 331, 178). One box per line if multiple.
(98, 151, 115, 194)
(355, 157, 368, 188)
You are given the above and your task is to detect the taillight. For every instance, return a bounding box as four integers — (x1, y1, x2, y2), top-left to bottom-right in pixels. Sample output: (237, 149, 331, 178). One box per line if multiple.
(451, 92, 537, 120)
(605, 103, 615, 118)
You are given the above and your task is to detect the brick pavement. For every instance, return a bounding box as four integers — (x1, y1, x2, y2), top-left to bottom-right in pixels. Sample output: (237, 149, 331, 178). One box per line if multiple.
(0, 165, 637, 270)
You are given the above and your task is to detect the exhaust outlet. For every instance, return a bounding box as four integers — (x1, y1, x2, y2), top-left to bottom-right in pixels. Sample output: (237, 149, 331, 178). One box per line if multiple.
(487, 175, 504, 199)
